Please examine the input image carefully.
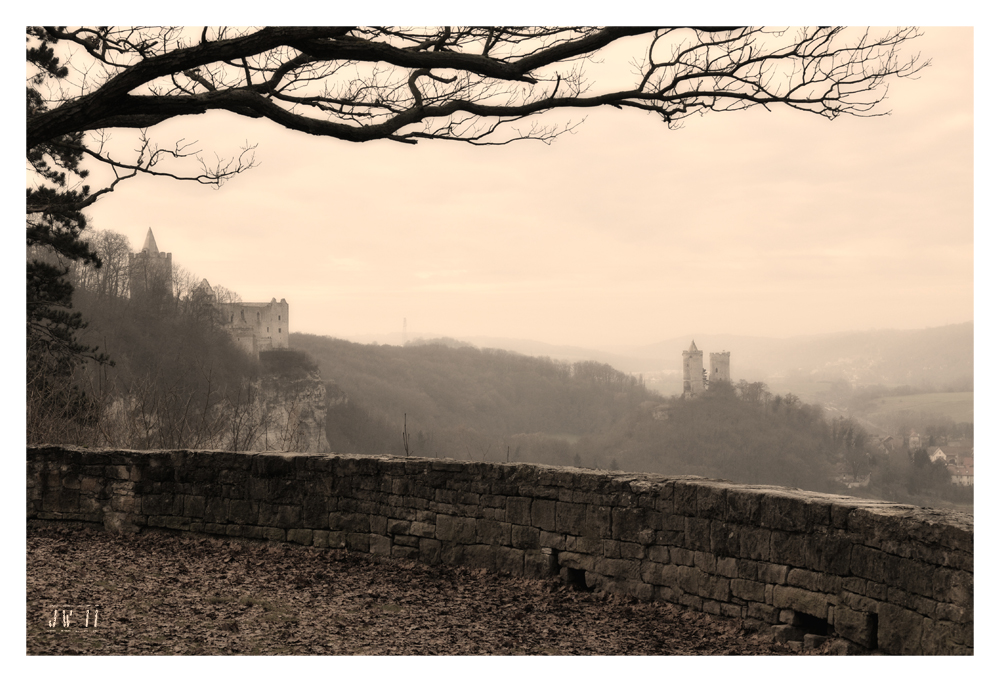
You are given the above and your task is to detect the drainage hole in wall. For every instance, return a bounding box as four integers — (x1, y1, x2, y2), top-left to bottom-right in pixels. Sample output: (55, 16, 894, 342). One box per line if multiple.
(563, 567, 593, 592)
(794, 611, 831, 637)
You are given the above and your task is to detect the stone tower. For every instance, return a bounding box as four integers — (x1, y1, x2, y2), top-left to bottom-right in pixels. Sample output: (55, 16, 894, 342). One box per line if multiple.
(709, 351, 731, 384)
(682, 341, 705, 397)
(128, 228, 172, 306)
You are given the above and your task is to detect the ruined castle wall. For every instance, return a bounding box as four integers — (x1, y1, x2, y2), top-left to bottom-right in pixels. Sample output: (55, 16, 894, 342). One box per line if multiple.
(218, 299, 289, 353)
(27, 446, 972, 655)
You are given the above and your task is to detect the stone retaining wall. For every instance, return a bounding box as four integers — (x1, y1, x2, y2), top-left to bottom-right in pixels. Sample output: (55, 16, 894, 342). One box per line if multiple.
(27, 446, 973, 654)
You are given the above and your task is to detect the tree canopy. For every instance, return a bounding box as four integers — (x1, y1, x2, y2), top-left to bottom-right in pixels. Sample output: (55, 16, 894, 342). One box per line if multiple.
(28, 26, 926, 211)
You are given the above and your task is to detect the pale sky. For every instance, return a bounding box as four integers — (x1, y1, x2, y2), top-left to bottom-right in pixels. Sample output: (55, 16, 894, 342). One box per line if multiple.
(72, 27, 974, 349)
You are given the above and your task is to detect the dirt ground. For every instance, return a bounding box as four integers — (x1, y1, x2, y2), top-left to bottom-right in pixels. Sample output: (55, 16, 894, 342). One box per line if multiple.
(27, 522, 802, 656)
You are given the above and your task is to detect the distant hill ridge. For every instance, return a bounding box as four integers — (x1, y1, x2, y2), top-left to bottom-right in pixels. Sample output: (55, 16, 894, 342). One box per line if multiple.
(337, 322, 972, 395)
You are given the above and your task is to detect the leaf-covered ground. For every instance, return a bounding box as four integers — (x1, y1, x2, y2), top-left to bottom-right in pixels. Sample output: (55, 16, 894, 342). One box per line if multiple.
(27, 522, 799, 656)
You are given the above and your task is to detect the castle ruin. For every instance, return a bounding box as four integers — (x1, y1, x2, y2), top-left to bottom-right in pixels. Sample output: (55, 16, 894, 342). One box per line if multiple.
(130, 229, 288, 357)
(682, 341, 730, 397)
(128, 228, 172, 307)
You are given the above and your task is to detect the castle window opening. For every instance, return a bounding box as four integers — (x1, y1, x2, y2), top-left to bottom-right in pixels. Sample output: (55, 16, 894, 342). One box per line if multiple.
(256, 312, 260, 322)
(279, 328, 282, 334)
(278, 315, 281, 321)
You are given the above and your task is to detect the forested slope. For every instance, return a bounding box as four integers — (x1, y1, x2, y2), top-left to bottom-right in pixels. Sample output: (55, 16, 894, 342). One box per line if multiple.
(290, 333, 655, 461)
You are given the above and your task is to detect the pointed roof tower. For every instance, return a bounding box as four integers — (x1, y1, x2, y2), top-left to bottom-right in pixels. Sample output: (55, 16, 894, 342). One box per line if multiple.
(689, 340, 699, 352)
(141, 228, 159, 255)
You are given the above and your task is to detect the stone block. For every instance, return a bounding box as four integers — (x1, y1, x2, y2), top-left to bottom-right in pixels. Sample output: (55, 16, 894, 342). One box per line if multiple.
(539, 531, 566, 552)
(677, 565, 729, 602)
(842, 591, 878, 614)
(257, 503, 300, 529)
(566, 535, 602, 555)
(369, 514, 388, 536)
(787, 568, 841, 594)
(386, 518, 411, 535)
(524, 550, 558, 579)
(709, 521, 739, 557)
(555, 502, 588, 536)
(715, 557, 739, 578)
(934, 601, 972, 625)
(103, 512, 140, 534)
(618, 541, 644, 560)
(696, 483, 727, 520)
(877, 602, 924, 655)
(505, 496, 532, 526)
(735, 526, 770, 562)
(227, 499, 256, 525)
(586, 505, 612, 538)
(693, 551, 716, 574)
(832, 606, 877, 648)
(721, 603, 743, 619)
(851, 545, 889, 583)
(410, 521, 436, 538)
(672, 482, 699, 516)
(920, 617, 973, 654)
(678, 593, 703, 610)
(476, 518, 511, 546)
(865, 580, 888, 601)
(287, 529, 313, 546)
(531, 499, 557, 531)
(346, 532, 369, 553)
(932, 567, 973, 607)
(886, 587, 939, 619)
(625, 580, 654, 601)
(330, 511, 370, 533)
(391, 545, 419, 561)
(684, 517, 712, 552)
(640, 561, 678, 588)
(760, 492, 828, 532)
(464, 544, 496, 571)
(757, 563, 788, 585)
(772, 586, 831, 620)
(594, 557, 640, 581)
(841, 576, 866, 594)
(312, 530, 330, 548)
(393, 534, 419, 548)
(263, 527, 286, 542)
(558, 551, 595, 573)
(435, 515, 477, 544)
(611, 507, 646, 541)
(496, 546, 525, 575)
(141, 493, 177, 517)
(747, 602, 779, 624)
(301, 495, 328, 528)
(670, 547, 694, 566)
(771, 624, 806, 644)
(731, 578, 766, 603)
(732, 484, 776, 525)
(511, 524, 540, 549)
(419, 538, 442, 565)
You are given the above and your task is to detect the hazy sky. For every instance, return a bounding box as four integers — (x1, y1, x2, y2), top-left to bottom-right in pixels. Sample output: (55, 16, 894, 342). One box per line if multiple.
(78, 27, 973, 349)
